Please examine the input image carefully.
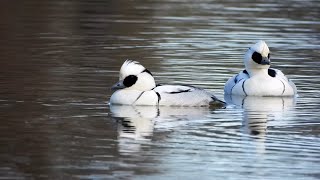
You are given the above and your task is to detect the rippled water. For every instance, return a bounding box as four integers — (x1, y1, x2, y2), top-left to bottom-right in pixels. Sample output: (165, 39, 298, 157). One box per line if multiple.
(0, 0, 319, 179)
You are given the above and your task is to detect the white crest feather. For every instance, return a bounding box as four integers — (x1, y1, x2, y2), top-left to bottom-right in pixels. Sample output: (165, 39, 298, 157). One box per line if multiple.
(250, 40, 269, 57)
(119, 60, 146, 80)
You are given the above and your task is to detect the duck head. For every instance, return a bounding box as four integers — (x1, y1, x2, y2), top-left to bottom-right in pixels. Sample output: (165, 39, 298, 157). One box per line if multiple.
(112, 60, 156, 91)
(244, 40, 271, 72)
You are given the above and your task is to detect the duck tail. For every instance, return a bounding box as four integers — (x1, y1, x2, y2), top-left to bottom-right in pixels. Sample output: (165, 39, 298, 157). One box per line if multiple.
(209, 97, 226, 108)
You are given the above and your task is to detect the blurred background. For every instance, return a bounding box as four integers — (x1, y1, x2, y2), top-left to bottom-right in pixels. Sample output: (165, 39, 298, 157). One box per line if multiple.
(0, 0, 319, 179)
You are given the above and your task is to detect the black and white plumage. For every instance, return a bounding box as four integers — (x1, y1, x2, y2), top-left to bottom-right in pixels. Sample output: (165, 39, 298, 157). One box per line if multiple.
(224, 40, 297, 96)
(110, 60, 225, 107)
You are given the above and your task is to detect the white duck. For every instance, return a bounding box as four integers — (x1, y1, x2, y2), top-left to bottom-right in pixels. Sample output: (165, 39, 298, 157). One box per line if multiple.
(110, 60, 225, 107)
(224, 40, 297, 96)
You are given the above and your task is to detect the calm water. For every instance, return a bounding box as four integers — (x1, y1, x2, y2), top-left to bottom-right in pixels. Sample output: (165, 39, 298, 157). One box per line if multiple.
(0, 0, 319, 179)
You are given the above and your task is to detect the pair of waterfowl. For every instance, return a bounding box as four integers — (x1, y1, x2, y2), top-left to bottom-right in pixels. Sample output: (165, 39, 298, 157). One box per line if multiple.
(110, 41, 297, 107)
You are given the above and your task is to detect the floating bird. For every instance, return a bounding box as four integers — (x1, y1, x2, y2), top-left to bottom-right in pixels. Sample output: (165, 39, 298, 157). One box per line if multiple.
(224, 40, 297, 96)
(110, 60, 225, 107)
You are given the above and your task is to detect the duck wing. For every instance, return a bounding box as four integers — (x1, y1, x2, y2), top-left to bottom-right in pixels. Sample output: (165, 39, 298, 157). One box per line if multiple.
(153, 84, 224, 106)
(269, 68, 297, 95)
(224, 70, 250, 94)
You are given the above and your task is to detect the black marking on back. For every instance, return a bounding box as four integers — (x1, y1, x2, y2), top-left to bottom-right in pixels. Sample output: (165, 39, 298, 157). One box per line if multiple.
(162, 84, 198, 89)
(230, 83, 236, 94)
(142, 69, 153, 76)
(234, 74, 239, 83)
(235, 76, 243, 84)
(123, 75, 138, 87)
(231, 70, 249, 94)
(211, 97, 226, 104)
(279, 79, 286, 95)
(234, 70, 249, 84)
(232, 75, 240, 93)
(152, 84, 163, 90)
(133, 91, 145, 104)
(268, 69, 276, 77)
(156, 92, 161, 105)
(242, 80, 248, 96)
(168, 89, 191, 94)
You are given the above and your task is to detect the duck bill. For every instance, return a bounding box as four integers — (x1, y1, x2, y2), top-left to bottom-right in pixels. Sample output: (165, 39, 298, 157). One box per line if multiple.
(111, 81, 126, 90)
(260, 57, 270, 65)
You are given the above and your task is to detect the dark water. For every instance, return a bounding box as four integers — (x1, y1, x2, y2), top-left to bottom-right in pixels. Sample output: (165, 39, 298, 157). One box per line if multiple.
(0, 0, 319, 179)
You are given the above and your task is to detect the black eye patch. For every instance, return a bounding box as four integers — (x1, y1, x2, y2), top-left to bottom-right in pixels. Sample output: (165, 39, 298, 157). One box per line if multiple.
(123, 75, 138, 87)
(252, 51, 262, 64)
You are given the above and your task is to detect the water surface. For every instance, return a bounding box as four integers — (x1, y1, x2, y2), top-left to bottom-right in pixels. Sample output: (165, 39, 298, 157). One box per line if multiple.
(0, 0, 319, 179)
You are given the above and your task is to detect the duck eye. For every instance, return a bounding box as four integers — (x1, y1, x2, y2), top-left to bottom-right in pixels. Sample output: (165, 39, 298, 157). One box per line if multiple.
(252, 51, 262, 64)
(123, 75, 138, 87)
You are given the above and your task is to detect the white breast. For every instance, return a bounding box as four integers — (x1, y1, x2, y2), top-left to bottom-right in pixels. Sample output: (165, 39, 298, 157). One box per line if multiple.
(224, 69, 297, 96)
(110, 89, 158, 106)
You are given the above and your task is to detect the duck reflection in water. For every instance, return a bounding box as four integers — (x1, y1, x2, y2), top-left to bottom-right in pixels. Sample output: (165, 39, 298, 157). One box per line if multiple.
(225, 95, 296, 153)
(110, 105, 211, 154)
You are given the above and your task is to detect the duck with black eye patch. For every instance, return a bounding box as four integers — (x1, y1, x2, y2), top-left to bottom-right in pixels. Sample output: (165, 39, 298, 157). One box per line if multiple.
(110, 60, 225, 107)
(224, 40, 297, 96)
